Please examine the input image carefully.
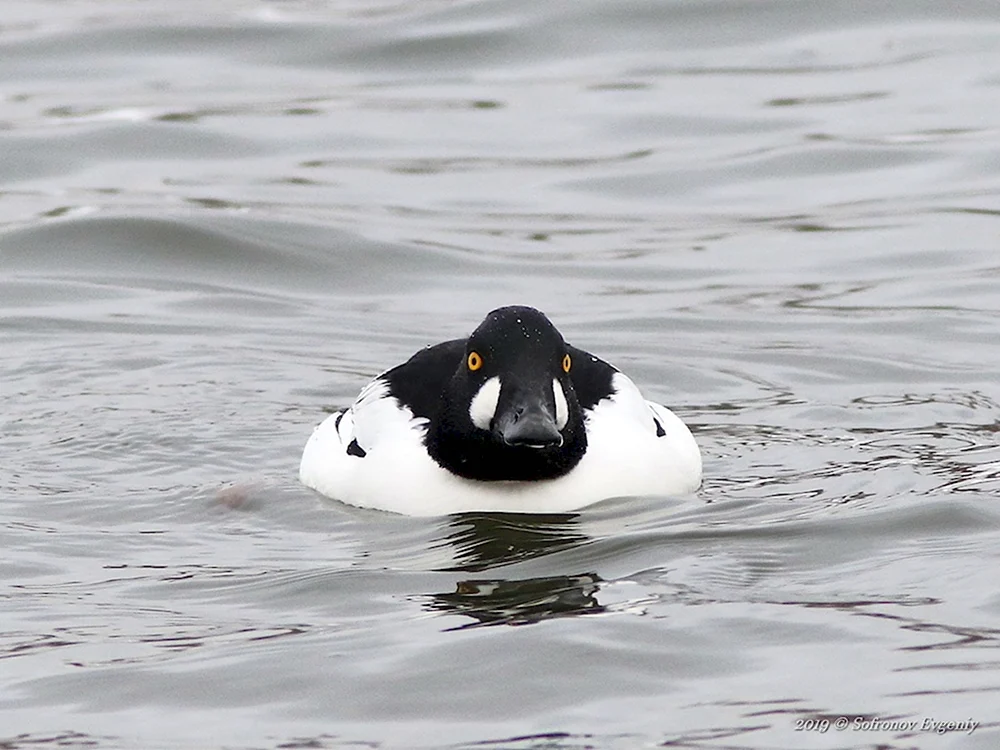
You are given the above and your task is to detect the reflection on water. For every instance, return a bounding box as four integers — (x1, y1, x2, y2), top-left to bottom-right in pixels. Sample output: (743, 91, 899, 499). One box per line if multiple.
(428, 573, 604, 631)
(425, 514, 603, 629)
(440, 512, 590, 572)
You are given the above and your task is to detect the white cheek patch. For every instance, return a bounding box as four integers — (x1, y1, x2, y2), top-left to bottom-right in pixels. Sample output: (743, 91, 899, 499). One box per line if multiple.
(469, 376, 501, 430)
(553, 379, 569, 429)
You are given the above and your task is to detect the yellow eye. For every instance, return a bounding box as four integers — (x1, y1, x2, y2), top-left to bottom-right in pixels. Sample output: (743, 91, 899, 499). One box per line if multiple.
(467, 351, 483, 371)
(562, 353, 572, 373)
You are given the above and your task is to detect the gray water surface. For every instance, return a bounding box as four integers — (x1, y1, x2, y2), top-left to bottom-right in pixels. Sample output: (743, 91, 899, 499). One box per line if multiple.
(2, 1, 1000, 748)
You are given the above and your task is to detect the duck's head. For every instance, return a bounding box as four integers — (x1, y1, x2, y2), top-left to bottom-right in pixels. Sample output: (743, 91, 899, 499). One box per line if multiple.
(430, 306, 587, 482)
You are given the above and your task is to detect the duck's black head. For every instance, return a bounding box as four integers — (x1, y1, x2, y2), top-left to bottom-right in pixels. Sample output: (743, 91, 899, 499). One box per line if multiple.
(428, 306, 587, 482)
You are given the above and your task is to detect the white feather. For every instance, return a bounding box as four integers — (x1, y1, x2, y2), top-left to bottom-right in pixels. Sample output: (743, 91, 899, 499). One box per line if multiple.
(553, 378, 568, 429)
(468, 376, 501, 430)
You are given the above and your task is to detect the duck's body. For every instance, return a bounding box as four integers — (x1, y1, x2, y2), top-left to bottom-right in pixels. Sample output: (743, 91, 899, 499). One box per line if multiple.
(300, 307, 701, 516)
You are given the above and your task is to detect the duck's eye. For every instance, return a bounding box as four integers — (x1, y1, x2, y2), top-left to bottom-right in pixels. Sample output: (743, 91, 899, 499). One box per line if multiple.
(562, 353, 572, 373)
(467, 351, 483, 372)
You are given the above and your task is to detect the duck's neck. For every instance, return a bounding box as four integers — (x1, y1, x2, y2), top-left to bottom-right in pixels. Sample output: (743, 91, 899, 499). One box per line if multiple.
(425, 409, 587, 482)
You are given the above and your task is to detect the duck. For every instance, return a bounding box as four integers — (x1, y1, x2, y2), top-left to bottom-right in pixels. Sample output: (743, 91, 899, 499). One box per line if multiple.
(300, 306, 702, 516)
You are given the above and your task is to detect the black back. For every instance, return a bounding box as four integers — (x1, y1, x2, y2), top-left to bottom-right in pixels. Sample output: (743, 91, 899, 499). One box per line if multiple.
(382, 339, 466, 426)
(565, 343, 618, 412)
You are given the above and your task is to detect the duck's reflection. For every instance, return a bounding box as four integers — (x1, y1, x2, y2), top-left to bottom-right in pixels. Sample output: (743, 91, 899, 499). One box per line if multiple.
(426, 512, 605, 629)
(429, 572, 604, 629)
(440, 511, 588, 572)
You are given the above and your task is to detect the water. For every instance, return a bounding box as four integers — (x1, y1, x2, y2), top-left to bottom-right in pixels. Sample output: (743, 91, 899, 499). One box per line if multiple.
(2, 1, 1000, 748)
